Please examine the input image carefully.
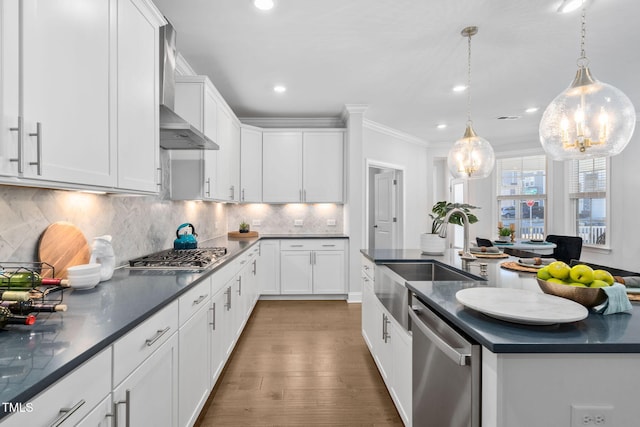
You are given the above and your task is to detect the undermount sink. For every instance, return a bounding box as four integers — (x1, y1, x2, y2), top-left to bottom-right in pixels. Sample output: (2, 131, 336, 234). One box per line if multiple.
(384, 262, 484, 282)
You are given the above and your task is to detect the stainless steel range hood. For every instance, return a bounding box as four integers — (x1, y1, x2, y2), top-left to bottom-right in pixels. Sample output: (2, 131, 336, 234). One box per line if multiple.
(159, 22, 218, 150)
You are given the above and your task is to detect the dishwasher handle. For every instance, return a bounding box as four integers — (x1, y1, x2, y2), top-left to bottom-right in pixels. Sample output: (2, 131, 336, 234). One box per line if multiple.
(409, 306, 471, 366)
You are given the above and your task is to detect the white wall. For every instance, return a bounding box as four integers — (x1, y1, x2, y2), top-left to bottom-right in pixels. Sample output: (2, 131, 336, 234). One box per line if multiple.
(363, 123, 429, 249)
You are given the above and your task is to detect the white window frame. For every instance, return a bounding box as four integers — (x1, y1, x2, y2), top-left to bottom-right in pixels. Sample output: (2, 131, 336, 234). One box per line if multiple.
(568, 157, 611, 249)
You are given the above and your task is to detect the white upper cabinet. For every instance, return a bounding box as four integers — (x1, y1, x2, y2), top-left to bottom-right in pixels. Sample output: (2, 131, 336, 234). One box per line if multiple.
(262, 130, 344, 203)
(116, 0, 163, 193)
(215, 105, 240, 202)
(303, 131, 344, 203)
(240, 126, 263, 202)
(21, 0, 113, 186)
(0, 0, 164, 193)
(262, 131, 304, 203)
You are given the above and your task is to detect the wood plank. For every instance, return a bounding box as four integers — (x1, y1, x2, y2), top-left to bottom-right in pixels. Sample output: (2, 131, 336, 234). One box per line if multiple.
(195, 300, 404, 426)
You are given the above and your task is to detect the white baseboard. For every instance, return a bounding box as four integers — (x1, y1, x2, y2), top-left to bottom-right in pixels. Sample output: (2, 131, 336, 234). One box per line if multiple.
(347, 292, 362, 303)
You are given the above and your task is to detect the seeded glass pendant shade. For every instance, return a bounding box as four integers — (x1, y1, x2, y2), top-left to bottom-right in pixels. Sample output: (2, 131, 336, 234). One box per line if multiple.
(539, 5, 636, 160)
(447, 26, 495, 180)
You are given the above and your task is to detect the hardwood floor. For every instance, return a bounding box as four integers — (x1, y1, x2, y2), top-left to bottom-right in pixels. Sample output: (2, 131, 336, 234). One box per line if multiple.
(195, 300, 404, 426)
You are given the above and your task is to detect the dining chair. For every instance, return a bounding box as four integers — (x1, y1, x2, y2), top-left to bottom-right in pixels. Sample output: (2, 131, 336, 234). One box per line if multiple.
(542, 235, 583, 264)
(475, 237, 494, 247)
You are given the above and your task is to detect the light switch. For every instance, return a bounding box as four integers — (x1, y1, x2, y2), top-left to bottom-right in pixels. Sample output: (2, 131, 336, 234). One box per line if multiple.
(294, 219, 304, 226)
(327, 219, 336, 226)
(252, 219, 261, 226)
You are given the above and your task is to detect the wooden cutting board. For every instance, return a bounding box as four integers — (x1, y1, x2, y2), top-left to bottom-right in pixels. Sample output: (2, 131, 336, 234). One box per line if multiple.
(228, 231, 259, 239)
(38, 222, 91, 279)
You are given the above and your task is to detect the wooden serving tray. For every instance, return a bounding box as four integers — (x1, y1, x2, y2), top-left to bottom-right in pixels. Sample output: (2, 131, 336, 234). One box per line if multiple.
(460, 251, 509, 259)
(228, 231, 259, 238)
(500, 261, 538, 273)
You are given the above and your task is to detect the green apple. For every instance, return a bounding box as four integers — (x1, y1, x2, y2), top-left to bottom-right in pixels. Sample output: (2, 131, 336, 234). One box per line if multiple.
(593, 269, 615, 285)
(569, 264, 595, 285)
(547, 261, 571, 280)
(568, 282, 588, 287)
(590, 279, 610, 288)
(537, 266, 552, 280)
(547, 277, 568, 285)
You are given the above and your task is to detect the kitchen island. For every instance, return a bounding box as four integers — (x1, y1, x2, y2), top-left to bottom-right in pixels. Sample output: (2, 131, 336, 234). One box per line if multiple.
(361, 248, 640, 427)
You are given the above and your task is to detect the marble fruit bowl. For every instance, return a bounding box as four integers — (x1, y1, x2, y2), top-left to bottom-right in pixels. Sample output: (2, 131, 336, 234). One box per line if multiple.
(537, 278, 607, 308)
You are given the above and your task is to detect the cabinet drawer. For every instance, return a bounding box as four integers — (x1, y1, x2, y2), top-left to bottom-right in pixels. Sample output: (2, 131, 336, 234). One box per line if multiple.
(113, 300, 179, 387)
(280, 239, 346, 251)
(1, 348, 111, 427)
(179, 278, 211, 325)
(362, 256, 375, 280)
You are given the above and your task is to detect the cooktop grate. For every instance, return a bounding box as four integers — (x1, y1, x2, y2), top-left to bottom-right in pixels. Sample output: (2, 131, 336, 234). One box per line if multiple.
(128, 247, 227, 270)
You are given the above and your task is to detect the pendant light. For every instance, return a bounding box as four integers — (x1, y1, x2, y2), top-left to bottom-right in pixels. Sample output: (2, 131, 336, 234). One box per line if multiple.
(447, 26, 495, 180)
(539, 3, 636, 160)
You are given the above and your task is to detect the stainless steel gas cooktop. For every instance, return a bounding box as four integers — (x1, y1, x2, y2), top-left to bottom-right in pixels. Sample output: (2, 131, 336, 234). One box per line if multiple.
(128, 247, 227, 270)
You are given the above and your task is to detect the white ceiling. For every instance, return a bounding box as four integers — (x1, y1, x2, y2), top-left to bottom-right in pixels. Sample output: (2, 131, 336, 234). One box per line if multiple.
(153, 0, 640, 148)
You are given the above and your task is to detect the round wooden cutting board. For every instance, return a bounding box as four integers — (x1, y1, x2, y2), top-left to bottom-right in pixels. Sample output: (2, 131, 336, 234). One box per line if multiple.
(38, 222, 91, 279)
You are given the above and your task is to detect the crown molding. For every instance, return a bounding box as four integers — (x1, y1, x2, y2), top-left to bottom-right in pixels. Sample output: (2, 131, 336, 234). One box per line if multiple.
(363, 119, 429, 147)
(238, 117, 345, 128)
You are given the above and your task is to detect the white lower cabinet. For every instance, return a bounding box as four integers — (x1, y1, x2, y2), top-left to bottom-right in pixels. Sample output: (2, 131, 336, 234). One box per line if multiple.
(361, 258, 411, 426)
(178, 279, 212, 427)
(259, 240, 281, 294)
(279, 239, 347, 295)
(76, 394, 113, 427)
(0, 348, 112, 427)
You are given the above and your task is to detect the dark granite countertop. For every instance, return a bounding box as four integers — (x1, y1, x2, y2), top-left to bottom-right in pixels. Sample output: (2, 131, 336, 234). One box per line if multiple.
(361, 248, 640, 354)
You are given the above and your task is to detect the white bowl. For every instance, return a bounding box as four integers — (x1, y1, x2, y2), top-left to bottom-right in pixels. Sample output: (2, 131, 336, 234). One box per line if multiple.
(68, 271, 101, 290)
(67, 263, 101, 278)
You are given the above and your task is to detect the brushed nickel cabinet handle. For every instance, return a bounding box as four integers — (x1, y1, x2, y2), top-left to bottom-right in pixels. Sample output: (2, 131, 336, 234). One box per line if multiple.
(9, 116, 23, 173)
(49, 399, 86, 427)
(145, 326, 170, 347)
(113, 389, 131, 427)
(28, 122, 42, 175)
(241, 188, 245, 201)
(205, 178, 211, 197)
(209, 303, 216, 330)
(193, 294, 208, 306)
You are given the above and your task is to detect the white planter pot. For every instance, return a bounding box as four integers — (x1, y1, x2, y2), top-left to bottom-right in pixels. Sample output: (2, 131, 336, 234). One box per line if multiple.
(420, 233, 446, 255)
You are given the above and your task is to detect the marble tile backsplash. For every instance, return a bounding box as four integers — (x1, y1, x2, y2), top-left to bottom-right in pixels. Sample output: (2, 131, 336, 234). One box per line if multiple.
(0, 185, 227, 268)
(227, 203, 344, 235)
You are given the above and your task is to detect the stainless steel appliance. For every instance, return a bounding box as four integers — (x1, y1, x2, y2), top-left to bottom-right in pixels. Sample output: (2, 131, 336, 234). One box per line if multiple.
(128, 247, 227, 270)
(409, 295, 480, 427)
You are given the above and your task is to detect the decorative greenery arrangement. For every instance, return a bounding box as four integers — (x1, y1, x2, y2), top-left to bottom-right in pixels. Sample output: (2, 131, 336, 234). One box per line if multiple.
(239, 221, 250, 233)
(499, 227, 512, 237)
(429, 201, 479, 234)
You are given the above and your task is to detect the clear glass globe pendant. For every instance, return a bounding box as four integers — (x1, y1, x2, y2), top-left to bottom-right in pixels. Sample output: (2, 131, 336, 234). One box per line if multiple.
(448, 122, 495, 179)
(539, 7, 636, 160)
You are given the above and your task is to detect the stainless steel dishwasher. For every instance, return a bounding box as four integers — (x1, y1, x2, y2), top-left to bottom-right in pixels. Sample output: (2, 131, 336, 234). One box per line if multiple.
(409, 295, 480, 427)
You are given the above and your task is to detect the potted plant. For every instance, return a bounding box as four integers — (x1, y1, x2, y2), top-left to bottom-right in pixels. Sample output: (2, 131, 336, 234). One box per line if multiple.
(239, 221, 250, 233)
(498, 227, 512, 242)
(421, 201, 479, 254)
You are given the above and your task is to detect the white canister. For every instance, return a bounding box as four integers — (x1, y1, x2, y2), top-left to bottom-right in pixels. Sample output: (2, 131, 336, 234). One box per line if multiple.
(90, 235, 116, 281)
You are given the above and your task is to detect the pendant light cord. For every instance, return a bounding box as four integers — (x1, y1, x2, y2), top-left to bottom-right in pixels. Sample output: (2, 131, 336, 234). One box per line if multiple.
(578, 3, 589, 67)
(467, 32, 472, 125)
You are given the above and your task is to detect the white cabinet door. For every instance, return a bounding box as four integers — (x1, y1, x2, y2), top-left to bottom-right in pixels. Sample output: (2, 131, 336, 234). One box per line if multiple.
(373, 305, 394, 384)
(361, 270, 376, 351)
(313, 250, 345, 294)
(76, 394, 113, 427)
(303, 131, 344, 202)
(259, 240, 280, 294)
(116, 0, 161, 193)
(113, 332, 179, 427)
(210, 285, 228, 387)
(215, 106, 240, 202)
(390, 319, 412, 427)
(280, 250, 313, 294)
(240, 127, 262, 202)
(0, 0, 19, 177)
(21, 0, 113, 186)
(178, 302, 211, 427)
(262, 132, 303, 202)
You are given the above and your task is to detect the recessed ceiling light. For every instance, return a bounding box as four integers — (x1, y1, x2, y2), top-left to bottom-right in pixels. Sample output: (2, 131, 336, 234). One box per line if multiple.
(254, 0, 274, 11)
(437, 124, 447, 129)
(525, 107, 539, 113)
(273, 85, 286, 93)
(452, 85, 467, 92)
(557, 0, 584, 14)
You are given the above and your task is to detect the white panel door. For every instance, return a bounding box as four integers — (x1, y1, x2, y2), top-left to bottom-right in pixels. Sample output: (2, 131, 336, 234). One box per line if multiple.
(303, 131, 344, 202)
(240, 127, 262, 202)
(21, 0, 113, 186)
(262, 132, 303, 202)
(117, 0, 160, 193)
(280, 250, 313, 294)
(374, 171, 396, 249)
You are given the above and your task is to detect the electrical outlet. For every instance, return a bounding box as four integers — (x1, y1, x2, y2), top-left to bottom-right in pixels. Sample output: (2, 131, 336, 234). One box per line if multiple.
(294, 219, 303, 226)
(571, 405, 614, 426)
(327, 219, 336, 226)
(252, 219, 261, 226)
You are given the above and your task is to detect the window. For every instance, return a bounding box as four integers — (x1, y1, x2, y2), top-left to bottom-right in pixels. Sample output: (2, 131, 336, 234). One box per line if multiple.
(569, 157, 608, 246)
(496, 156, 547, 239)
